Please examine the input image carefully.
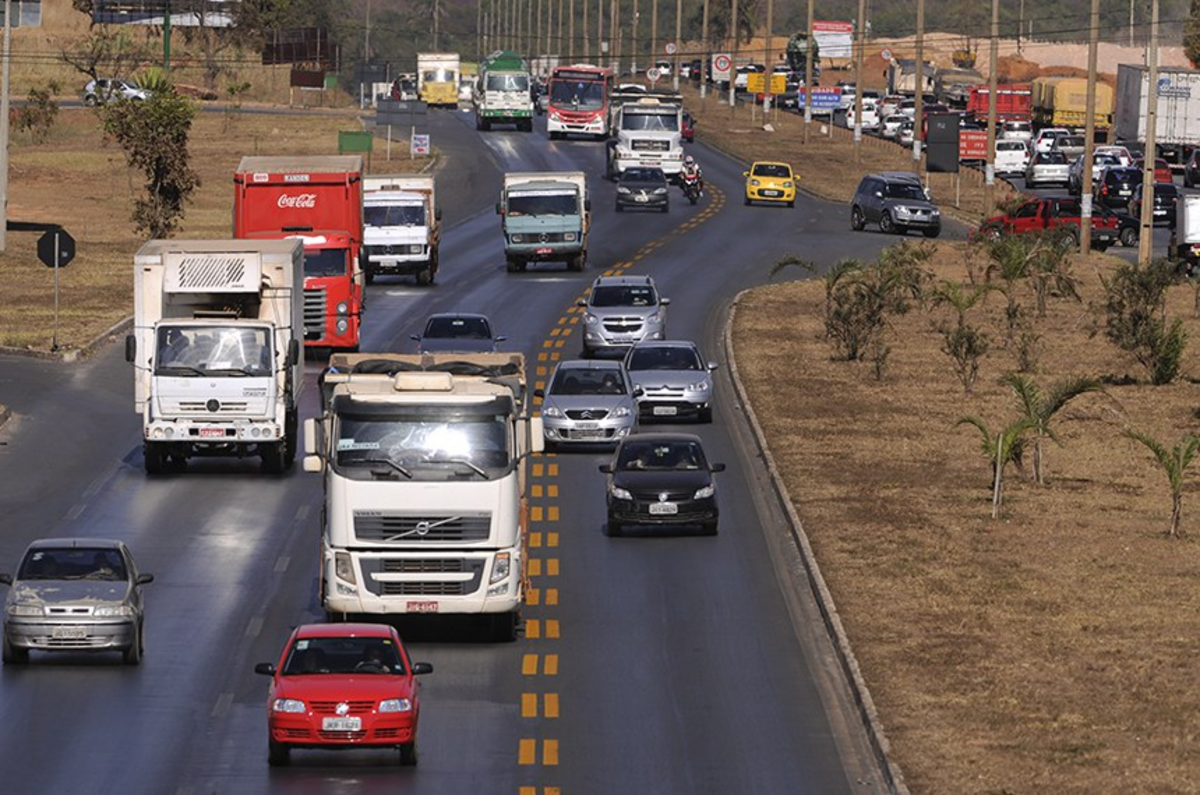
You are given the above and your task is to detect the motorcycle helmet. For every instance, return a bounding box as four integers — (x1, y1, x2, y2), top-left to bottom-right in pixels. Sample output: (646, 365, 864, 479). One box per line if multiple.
(684, 155, 695, 165)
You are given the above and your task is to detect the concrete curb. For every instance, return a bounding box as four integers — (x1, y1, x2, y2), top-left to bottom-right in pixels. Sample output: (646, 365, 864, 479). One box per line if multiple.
(0, 315, 134, 363)
(723, 294, 909, 795)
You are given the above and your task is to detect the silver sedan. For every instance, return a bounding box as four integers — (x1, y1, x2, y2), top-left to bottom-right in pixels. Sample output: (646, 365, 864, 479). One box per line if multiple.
(535, 360, 640, 449)
(1, 538, 154, 665)
(624, 340, 718, 423)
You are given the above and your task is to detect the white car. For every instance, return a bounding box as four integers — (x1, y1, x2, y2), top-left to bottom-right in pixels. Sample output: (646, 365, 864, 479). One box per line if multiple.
(1034, 127, 1071, 155)
(848, 98, 880, 131)
(1067, 152, 1122, 194)
(1094, 144, 1134, 167)
(881, 115, 905, 139)
(999, 120, 1033, 143)
(1025, 151, 1071, 188)
(82, 78, 148, 106)
(994, 139, 1030, 176)
(897, 119, 916, 147)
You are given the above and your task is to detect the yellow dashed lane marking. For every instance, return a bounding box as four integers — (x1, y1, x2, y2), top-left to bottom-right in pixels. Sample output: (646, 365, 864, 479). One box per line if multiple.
(547, 558, 559, 576)
(547, 507, 559, 522)
(522, 653, 538, 675)
(547, 530, 559, 546)
(528, 559, 542, 576)
(546, 588, 559, 606)
(526, 619, 541, 638)
(522, 693, 538, 717)
(530, 529, 543, 545)
(519, 738, 537, 765)
(544, 654, 558, 674)
(545, 693, 560, 718)
(545, 619, 560, 638)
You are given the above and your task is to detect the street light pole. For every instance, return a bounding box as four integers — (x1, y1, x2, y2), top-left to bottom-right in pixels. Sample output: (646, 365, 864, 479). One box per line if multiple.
(853, 0, 865, 160)
(1081, 0, 1100, 254)
(803, 0, 813, 142)
(985, 0, 999, 209)
(914, 0, 925, 162)
(1138, 0, 1160, 266)
(673, 0, 682, 91)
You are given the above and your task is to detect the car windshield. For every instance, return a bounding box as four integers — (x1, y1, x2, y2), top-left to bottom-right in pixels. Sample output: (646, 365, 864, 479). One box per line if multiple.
(424, 316, 491, 339)
(155, 325, 271, 376)
(1039, 152, 1068, 165)
(752, 164, 791, 178)
(18, 547, 127, 582)
(885, 182, 927, 200)
(617, 439, 706, 471)
(622, 169, 665, 184)
(334, 414, 511, 478)
(627, 346, 701, 371)
(283, 636, 405, 675)
(590, 285, 657, 307)
(551, 367, 627, 395)
(364, 203, 425, 227)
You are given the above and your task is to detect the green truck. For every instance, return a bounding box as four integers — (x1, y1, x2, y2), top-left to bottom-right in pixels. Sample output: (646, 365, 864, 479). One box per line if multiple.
(496, 171, 590, 272)
(474, 51, 534, 132)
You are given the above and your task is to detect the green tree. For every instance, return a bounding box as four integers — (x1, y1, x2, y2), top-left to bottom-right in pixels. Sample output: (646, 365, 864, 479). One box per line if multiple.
(1124, 429, 1200, 538)
(1186, 0, 1200, 68)
(931, 280, 992, 392)
(101, 88, 201, 238)
(956, 415, 1032, 518)
(1005, 373, 1104, 486)
(1102, 258, 1187, 384)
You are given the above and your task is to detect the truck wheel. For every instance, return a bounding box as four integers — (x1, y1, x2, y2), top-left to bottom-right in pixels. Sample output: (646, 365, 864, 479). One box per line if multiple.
(506, 258, 520, 273)
(261, 443, 287, 475)
(284, 410, 298, 469)
(144, 443, 167, 475)
(522, 119, 533, 132)
(364, 267, 375, 285)
(416, 267, 432, 286)
(488, 612, 519, 642)
(570, 253, 586, 271)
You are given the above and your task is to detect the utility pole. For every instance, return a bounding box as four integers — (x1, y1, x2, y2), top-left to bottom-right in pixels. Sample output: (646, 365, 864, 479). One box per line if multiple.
(763, 0, 774, 116)
(651, 0, 658, 69)
(163, 0, 172, 71)
(570, 0, 576, 60)
(610, 0, 618, 73)
(1081, 0, 1100, 254)
(583, 0, 589, 60)
(985, 0, 999, 209)
(558, 0, 564, 58)
(914, 0, 925, 162)
(673, 0, 682, 91)
(853, 0, 865, 160)
(631, 0, 639, 75)
(803, 0, 813, 142)
(1138, 0, 1160, 266)
(0, 0, 10, 253)
(700, 0, 710, 99)
(729, 0, 737, 108)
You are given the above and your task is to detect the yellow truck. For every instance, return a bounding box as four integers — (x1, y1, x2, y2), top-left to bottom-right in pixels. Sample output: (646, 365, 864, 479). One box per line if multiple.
(1031, 76, 1113, 130)
(418, 52, 461, 107)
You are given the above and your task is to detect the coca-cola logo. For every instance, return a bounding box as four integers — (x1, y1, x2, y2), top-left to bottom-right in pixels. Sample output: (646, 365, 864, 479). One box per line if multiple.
(277, 193, 317, 209)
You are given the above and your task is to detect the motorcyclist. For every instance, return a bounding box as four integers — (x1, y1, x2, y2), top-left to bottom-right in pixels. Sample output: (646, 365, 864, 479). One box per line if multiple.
(680, 155, 704, 197)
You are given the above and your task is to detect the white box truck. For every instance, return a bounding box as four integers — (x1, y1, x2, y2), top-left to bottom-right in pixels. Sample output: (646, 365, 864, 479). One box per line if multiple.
(1115, 64, 1200, 171)
(1175, 194, 1200, 276)
(125, 239, 304, 474)
(305, 352, 543, 641)
(361, 175, 441, 286)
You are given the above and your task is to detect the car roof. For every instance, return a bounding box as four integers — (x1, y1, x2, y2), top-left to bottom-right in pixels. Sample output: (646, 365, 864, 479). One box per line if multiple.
(875, 171, 923, 184)
(293, 623, 397, 639)
(616, 431, 705, 446)
(592, 274, 654, 286)
(628, 339, 698, 350)
(425, 312, 489, 323)
(26, 537, 124, 551)
(750, 161, 792, 169)
(554, 359, 624, 371)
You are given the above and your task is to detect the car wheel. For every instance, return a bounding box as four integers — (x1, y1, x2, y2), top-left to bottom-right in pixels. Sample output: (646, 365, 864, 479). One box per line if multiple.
(923, 227, 941, 239)
(615, 203, 624, 212)
(400, 741, 418, 766)
(661, 203, 669, 213)
(84, 95, 98, 107)
(1120, 226, 1139, 247)
(268, 739, 291, 767)
(850, 206, 866, 231)
(122, 623, 143, 666)
(1094, 241, 1111, 252)
(2, 631, 28, 665)
(879, 212, 896, 234)
(744, 194, 751, 206)
(605, 517, 623, 537)
(698, 406, 713, 424)
(701, 520, 719, 536)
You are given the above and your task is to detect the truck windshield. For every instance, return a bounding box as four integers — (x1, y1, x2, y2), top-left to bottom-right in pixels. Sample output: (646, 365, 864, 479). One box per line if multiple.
(424, 69, 456, 82)
(155, 325, 271, 376)
(550, 80, 605, 110)
(507, 192, 578, 216)
(487, 74, 530, 92)
(304, 248, 350, 277)
(364, 204, 425, 227)
(623, 113, 679, 132)
(334, 416, 512, 480)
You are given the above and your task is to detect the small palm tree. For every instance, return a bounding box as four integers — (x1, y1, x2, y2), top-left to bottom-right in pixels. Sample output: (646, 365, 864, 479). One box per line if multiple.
(1124, 429, 1200, 538)
(957, 416, 1033, 518)
(1005, 373, 1104, 485)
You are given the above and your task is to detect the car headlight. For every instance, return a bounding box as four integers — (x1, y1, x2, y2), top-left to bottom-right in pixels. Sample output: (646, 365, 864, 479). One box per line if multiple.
(490, 552, 511, 584)
(272, 698, 307, 714)
(645, 312, 664, 325)
(783, 181, 794, 188)
(511, 234, 524, 243)
(379, 698, 414, 713)
(584, 313, 598, 326)
(7, 604, 44, 617)
(688, 379, 711, 392)
(693, 483, 716, 499)
(617, 187, 632, 194)
(335, 551, 357, 586)
(541, 405, 563, 417)
(93, 604, 135, 617)
(611, 406, 632, 418)
(653, 188, 668, 195)
(749, 179, 761, 187)
(609, 484, 632, 500)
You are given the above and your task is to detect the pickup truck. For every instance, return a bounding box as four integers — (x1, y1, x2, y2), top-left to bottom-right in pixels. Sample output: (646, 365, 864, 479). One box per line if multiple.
(974, 197, 1120, 250)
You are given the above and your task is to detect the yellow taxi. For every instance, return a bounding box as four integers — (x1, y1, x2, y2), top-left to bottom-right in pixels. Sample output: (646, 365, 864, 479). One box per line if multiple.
(743, 161, 797, 207)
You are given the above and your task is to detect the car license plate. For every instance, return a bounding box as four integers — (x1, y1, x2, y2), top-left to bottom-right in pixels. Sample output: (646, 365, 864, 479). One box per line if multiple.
(406, 601, 439, 613)
(574, 430, 606, 440)
(199, 427, 225, 438)
(52, 626, 87, 639)
(323, 717, 362, 732)
(653, 406, 678, 416)
(574, 421, 599, 430)
(762, 190, 780, 197)
(649, 502, 678, 515)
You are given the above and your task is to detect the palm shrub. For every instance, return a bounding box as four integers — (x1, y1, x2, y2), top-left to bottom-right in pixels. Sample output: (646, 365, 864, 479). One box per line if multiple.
(1124, 429, 1200, 538)
(1005, 373, 1104, 485)
(1102, 258, 1187, 384)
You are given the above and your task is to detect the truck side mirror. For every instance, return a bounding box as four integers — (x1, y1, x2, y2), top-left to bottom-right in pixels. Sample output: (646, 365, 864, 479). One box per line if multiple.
(584, 198, 591, 211)
(286, 339, 301, 367)
(528, 417, 545, 454)
(435, 207, 442, 221)
(495, 202, 503, 215)
(124, 334, 137, 363)
(303, 417, 320, 458)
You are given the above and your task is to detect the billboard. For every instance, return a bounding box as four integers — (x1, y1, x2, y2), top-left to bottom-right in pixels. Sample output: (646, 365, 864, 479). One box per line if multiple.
(813, 21, 854, 59)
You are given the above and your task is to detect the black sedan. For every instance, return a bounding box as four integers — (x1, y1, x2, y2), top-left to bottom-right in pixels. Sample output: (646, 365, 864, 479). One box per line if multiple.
(410, 312, 505, 353)
(599, 433, 724, 536)
(615, 167, 670, 213)
(1128, 182, 1180, 227)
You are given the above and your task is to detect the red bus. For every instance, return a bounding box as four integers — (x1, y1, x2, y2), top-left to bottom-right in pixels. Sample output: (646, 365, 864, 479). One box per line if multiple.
(546, 64, 614, 140)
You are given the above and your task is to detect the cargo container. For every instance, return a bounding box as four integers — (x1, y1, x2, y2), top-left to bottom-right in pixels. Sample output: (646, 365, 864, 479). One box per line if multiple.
(1031, 76, 1113, 130)
(1114, 64, 1200, 170)
(966, 83, 1032, 124)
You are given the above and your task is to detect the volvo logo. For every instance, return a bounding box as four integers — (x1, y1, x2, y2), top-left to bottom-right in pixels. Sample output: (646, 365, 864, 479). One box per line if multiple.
(414, 521, 433, 536)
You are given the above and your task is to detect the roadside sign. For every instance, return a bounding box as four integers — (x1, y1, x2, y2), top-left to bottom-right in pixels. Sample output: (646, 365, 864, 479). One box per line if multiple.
(411, 134, 430, 157)
(712, 53, 733, 82)
(647, 67, 661, 84)
(38, 228, 75, 269)
(959, 129, 989, 161)
(796, 86, 843, 111)
(665, 42, 677, 56)
(880, 48, 893, 61)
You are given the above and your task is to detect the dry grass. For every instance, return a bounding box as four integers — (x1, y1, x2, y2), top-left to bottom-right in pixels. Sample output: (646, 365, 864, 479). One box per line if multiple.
(733, 243, 1200, 793)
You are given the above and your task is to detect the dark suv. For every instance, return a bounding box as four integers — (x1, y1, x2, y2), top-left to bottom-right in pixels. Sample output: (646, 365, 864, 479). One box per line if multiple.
(1095, 166, 1142, 208)
(850, 172, 941, 238)
(1184, 148, 1200, 188)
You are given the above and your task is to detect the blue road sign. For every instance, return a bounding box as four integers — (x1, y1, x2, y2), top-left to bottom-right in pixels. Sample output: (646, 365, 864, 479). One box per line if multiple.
(796, 87, 843, 110)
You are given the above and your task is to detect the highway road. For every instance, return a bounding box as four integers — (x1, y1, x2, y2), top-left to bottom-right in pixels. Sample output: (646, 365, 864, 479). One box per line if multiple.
(0, 106, 947, 794)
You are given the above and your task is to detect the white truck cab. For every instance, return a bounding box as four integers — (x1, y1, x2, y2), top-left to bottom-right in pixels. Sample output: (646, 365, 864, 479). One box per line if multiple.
(608, 95, 685, 180)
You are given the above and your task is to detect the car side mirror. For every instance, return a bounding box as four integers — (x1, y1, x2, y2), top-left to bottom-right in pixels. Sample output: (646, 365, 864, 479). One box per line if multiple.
(711, 463, 727, 473)
(435, 207, 442, 221)
(254, 662, 276, 676)
(412, 662, 434, 675)
(599, 464, 614, 474)
(576, 298, 587, 307)
(136, 573, 154, 585)
(125, 333, 137, 363)
(661, 297, 670, 305)
(287, 338, 301, 367)
(632, 386, 644, 398)
(707, 361, 719, 371)
(533, 388, 545, 399)
(742, 171, 749, 177)
(585, 198, 591, 211)
(874, 191, 883, 198)
(495, 335, 508, 342)
(0, 574, 11, 586)
(410, 334, 421, 341)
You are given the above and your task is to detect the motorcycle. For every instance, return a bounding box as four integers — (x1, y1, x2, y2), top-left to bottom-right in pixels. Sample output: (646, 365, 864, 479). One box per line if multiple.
(680, 172, 702, 205)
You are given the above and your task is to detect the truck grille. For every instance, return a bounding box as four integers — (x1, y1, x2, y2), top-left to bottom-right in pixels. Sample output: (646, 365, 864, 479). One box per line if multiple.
(353, 513, 492, 542)
(360, 558, 486, 596)
(175, 401, 250, 415)
(632, 140, 669, 152)
(303, 288, 326, 339)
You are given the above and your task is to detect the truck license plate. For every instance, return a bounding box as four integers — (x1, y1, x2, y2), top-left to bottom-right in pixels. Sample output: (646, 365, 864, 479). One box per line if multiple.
(322, 717, 362, 732)
(199, 427, 225, 438)
(649, 502, 678, 515)
(406, 601, 439, 613)
(535, 247, 553, 255)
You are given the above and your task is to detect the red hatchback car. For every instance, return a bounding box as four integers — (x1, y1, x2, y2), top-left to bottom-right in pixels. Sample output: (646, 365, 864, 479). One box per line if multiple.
(254, 623, 433, 766)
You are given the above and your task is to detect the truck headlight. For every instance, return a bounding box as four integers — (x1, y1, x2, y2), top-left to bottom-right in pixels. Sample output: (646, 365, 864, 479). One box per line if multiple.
(490, 552, 511, 584)
(511, 234, 524, 243)
(337, 302, 349, 315)
(334, 551, 357, 586)
(563, 232, 577, 242)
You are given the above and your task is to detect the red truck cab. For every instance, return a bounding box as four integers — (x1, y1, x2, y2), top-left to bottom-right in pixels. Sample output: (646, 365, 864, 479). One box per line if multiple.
(233, 156, 365, 351)
(975, 197, 1120, 250)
